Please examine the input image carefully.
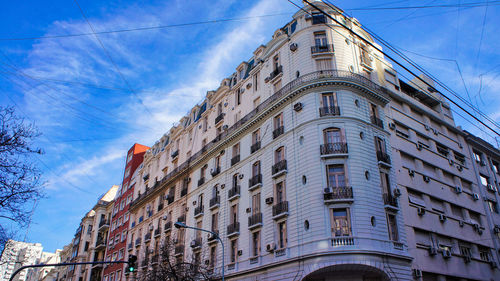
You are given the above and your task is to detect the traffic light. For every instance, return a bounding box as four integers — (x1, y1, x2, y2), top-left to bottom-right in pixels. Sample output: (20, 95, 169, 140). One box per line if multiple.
(127, 255, 137, 273)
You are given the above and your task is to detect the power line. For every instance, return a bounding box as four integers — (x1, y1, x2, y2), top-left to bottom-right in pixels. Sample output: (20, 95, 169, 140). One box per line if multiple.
(344, 1, 500, 11)
(0, 12, 292, 41)
(296, 0, 499, 136)
(72, 0, 154, 117)
(320, 0, 500, 132)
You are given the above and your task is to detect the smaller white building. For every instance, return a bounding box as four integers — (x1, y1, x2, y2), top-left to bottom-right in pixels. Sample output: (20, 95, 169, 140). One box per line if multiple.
(0, 240, 43, 281)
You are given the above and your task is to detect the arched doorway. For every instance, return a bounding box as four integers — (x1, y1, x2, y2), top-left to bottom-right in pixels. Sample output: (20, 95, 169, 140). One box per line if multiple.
(302, 263, 391, 281)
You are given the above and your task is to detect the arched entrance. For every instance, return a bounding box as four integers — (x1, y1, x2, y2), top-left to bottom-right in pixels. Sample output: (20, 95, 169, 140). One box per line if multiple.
(302, 263, 391, 281)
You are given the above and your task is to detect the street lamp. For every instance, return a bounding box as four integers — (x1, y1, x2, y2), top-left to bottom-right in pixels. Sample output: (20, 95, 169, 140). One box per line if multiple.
(174, 222, 225, 281)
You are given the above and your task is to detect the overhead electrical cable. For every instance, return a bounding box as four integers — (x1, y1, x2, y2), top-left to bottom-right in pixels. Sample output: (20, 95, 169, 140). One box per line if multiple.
(345, 1, 500, 11)
(293, 0, 499, 136)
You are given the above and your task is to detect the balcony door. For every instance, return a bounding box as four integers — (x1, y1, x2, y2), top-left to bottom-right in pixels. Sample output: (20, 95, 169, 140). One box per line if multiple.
(326, 165, 347, 189)
(321, 93, 338, 108)
(275, 181, 286, 203)
(252, 193, 261, 214)
(374, 137, 386, 154)
(323, 128, 343, 144)
(330, 208, 351, 237)
(275, 147, 285, 164)
(252, 161, 261, 177)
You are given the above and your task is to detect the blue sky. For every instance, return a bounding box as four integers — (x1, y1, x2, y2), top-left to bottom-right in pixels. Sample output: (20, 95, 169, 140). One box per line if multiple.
(0, 0, 498, 252)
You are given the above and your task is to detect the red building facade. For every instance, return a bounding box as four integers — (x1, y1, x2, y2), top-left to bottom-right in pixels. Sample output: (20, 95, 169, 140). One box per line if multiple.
(103, 143, 149, 281)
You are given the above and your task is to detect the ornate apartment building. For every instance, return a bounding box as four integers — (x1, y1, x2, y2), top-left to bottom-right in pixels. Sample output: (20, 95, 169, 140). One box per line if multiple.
(102, 144, 149, 281)
(0, 241, 43, 281)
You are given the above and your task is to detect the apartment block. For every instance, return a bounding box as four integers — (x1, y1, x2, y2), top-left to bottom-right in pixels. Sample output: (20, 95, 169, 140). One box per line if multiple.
(102, 144, 149, 281)
(0, 240, 43, 281)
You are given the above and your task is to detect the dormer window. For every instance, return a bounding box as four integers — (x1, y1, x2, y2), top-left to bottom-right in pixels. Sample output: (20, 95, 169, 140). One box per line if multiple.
(312, 12, 326, 24)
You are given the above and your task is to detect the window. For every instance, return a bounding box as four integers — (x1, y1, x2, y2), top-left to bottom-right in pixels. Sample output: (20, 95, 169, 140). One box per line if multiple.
(330, 208, 351, 237)
(323, 128, 343, 144)
(273, 80, 282, 93)
(253, 97, 260, 109)
(211, 212, 219, 233)
(436, 143, 449, 157)
(236, 90, 242, 105)
(112, 252, 117, 261)
(210, 246, 217, 268)
(323, 92, 339, 107)
(454, 152, 466, 166)
(277, 221, 287, 249)
(124, 167, 131, 178)
(273, 54, 280, 71)
(252, 193, 261, 214)
(232, 143, 240, 157)
(201, 165, 207, 178)
(203, 117, 208, 132)
(118, 249, 124, 259)
(201, 138, 207, 148)
(459, 245, 472, 258)
(230, 239, 238, 263)
(252, 231, 260, 257)
(380, 171, 391, 194)
(198, 194, 203, 209)
(230, 204, 238, 225)
(370, 103, 379, 118)
(311, 12, 326, 24)
(314, 31, 327, 47)
(275, 180, 286, 203)
(124, 212, 129, 221)
(326, 165, 346, 189)
(121, 231, 127, 242)
(84, 242, 89, 251)
(493, 161, 500, 174)
(384, 70, 398, 86)
(487, 200, 498, 213)
(274, 113, 283, 130)
(215, 155, 221, 168)
(252, 129, 260, 144)
(217, 102, 223, 116)
(386, 213, 399, 241)
(116, 271, 121, 281)
(127, 152, 133, 163)
(374, 136, 386, 154)
(473, 150, 482, 163)
(232, 173, 239, 188)
(253, 71, 260, 91)
(480, 174, 489, 186)
(479, 248, 491, 262)
(275, 146, 285, 163)
(316, 59, 333, 71)
(252, 161, 261, 177)
(360, 43, 371, 68)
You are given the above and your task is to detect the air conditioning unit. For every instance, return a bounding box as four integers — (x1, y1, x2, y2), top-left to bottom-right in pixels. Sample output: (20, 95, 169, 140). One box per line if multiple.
(289, 43, 298, 52)
(428, 247, 437, 256)
(454, 186, 462, 194)
(413, 269, 422, 278)
(442, 249, 451, 258)
(393, 188, 401, 197)
(438, 214, 447, 222)
(246, 208, 251, 213)
(423, 175, 430, 183)
(388, 123, 396, 130)
(408, 169, 415, 177)
(266, 243, 276, 252)
(417, 207, 426, 216)
(237, 250, 243, 256)
(265, 197, 274, 205)
(473, 193, 480, 200)
(416, 143, 423, 151)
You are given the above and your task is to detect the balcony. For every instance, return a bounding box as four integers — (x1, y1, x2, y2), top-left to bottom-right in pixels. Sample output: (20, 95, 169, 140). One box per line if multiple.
(171, 149, 179, 159)
(98, 219, 109, 230)
(209, 196, 220, 210)
(272, 201, 289, 219)
(323, 187, 353, 203)
(164, 221, 172, 232)
(211, 166, 221, 177)
(227, 222, 240, 237)
(273, 126, 284, 139)
(154, 228, 161, 237)
(215, 113, 225, 125)
(190, 237, 202, 249)
(311, 44, 334, 54)
(248, 174, 262, 191)
(177, 215, 186, 223)
(194, 205, 204, 218)
(198, 177, 205, 187)
(231, 155, 240, 166)
(248, 213, 263, 230)
(135, 238, 141, 247)
(175, 245, 184, 256)
(331, 236, 355, 247)
(376, 151, 391, 166)
(228, 185, 240, 201)
(272, 160, 287, 177)
(251, 141, 261, 153)
(320, 142, 348, 156)
(181, 186, 188, 197)
(319, 106, 341, 117)
(383, 193, 398, 210)
(268, 65, 283, 82)
(157, 203, 164, 212)
(371, 115, 384, 129)
(95, 237, 106, 250)
(144, 233, 151, 242)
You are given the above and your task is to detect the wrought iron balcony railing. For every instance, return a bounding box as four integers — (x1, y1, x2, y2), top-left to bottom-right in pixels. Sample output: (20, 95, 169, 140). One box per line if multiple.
(320, 142, 348, 155)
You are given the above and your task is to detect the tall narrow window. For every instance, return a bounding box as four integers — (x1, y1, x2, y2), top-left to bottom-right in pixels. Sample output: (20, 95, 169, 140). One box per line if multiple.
(217, 103, 223, 115)
(230, 204, 238, 225)
(316, 59, 333, 71)
(274, 113, 284, 130)
(200, 165, 206, 179)
(360, 43, 371, 68)
(252, 193, 261, 214)
(253, 71, 260, 91)
(277, 221, 287, 249)
(252, 161, 261, 177)
(232, 143, 240, 157)
(232, 173, 239, 188)
(230, 239, 238, 263)
(273, 55, 280, 71)
(253, 97, 261, 109)
(326, 165, 346, 188)
(380, 171, 391, 194)
(374, 137, 386, 153)
(252, 231, 260, 257)
(275, 181, 286, 203)
(370, 104, 379, 118)
(198, 194, 203, 208)
(236, 90, 241, 105)
(314, 31, 327, 47)
(203, 117, 208, 132)
(330, 208, 351, 237)
(275, 147, 285, 163)
(211, 212, 218, 233)
(210, 245, 217, 268)
(323, 128, 342, 144)
(215, 155, 221, 168)
(252, 129, 260, 144)
(321, 92, 338, 108)
(386, 213, 399, 241)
